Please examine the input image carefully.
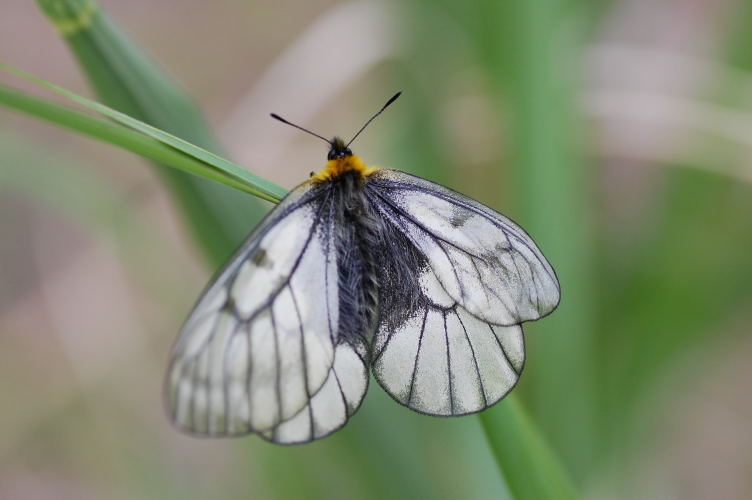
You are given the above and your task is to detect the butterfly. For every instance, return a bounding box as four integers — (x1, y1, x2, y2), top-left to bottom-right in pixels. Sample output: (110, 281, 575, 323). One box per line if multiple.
(165, 93, 560, 444)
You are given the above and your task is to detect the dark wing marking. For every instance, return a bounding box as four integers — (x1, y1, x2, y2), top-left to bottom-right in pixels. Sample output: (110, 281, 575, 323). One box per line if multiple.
(165, 183, 341, 436)
(259, 341, 369, 444)
(368, 169, 560, 326)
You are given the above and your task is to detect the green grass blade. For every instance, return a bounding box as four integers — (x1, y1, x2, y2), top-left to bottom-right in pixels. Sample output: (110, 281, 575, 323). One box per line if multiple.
(0, 62, 286, 204)
(479, 396, 577, 500)
(492, 1, 597, 477)
(0, 84, 278, 200)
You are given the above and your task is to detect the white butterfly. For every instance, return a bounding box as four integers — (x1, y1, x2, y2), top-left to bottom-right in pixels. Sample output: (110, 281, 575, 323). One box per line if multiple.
(165, 94, 560, 444)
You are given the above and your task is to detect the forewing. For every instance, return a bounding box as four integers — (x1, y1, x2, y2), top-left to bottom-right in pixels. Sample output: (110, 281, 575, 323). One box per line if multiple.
(166, 184, 341, 436)
(368, 169, 560, 326)
(260, 341, 369, 444)
(372, 268, 524, 416)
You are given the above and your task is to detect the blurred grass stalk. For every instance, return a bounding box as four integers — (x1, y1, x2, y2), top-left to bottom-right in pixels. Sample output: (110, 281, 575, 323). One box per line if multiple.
(36, 0, 268, 267)
(479, 398, 576, 500)
(0, 82, 284, 202)
(493, 0, 597, 479)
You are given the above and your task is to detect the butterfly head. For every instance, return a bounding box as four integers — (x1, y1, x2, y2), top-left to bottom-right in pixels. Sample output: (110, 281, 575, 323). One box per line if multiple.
(327, 137, 353, 160)
(311, 137, 378, 184)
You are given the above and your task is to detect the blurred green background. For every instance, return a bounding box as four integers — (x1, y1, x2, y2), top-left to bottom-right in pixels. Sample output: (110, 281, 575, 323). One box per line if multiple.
(2, 0, 751, 499)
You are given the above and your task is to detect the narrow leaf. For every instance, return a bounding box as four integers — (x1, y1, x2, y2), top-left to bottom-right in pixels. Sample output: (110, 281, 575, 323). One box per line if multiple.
(0, 62, 286, 203)
(0, 84, 279, 200)
(479, 396, 578, 500)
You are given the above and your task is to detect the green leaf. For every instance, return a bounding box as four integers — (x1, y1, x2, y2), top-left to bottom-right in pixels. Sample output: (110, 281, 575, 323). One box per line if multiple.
(0, 62, 286, 204)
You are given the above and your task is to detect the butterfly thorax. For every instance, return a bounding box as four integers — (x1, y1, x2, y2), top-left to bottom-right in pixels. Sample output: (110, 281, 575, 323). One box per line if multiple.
(310, 149, 381, 184)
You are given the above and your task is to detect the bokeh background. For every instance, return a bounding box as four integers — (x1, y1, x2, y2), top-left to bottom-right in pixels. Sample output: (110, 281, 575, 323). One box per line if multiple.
(2, 0, 752, 498)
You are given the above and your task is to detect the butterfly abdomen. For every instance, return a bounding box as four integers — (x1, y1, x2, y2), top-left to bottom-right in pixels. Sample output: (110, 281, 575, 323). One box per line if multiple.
(329, 170, 382, 350)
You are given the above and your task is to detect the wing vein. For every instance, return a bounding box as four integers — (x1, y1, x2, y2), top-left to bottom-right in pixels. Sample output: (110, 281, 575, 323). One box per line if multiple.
(243, 191, 333, 324)
(221, 320, 241, 433)
(331, 367, 351, 416)
(289, 283, 314, 439)
(407, 308, 429, 405)
(455, 311, 487, 407)
(244, 322, 253, 429)
(489, 324, 519, 375)
(373, 179, 558, 286)
(443, 311, 455, 414)
(323, 192, 336, 343)
(373, 191, 487, 261)
(270, 307, 283, 424)
(189, 355, 200, 431)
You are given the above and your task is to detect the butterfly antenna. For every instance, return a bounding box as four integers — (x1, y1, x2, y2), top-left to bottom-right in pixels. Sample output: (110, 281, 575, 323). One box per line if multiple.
(345, 91, 402, 148)
(270, 113, 331, 144)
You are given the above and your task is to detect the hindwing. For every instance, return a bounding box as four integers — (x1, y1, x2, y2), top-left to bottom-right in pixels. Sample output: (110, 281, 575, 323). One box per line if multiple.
(365, 169, 558, 416)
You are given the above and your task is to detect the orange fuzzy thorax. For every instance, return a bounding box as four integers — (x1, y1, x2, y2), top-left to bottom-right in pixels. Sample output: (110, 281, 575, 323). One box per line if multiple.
(309, 155, 381, 184)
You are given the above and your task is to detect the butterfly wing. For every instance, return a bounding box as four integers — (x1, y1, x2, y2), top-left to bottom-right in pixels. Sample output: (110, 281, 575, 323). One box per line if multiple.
(165, 183, 361, 437)
(366, 169, 558, 416)
(370, 245, 525, 416)
(369, 169, 560, 326)
(259, 341, 369, 444)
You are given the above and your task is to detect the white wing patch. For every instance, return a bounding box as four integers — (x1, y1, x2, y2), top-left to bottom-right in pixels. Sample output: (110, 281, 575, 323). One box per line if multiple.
(372, 269, 524, 416)
(166, 187, 342, 436)
(369, 169, 560, 326)
(260, 342, 368, 444)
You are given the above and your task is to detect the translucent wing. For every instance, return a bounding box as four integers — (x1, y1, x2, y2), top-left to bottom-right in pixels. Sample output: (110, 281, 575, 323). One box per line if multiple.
(372, 262, 524, 415)
(166, 184, 346, 436)
(260, 342, 368, 444)
(368, 169, 560, 326)
(366, 169, 555, 416)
